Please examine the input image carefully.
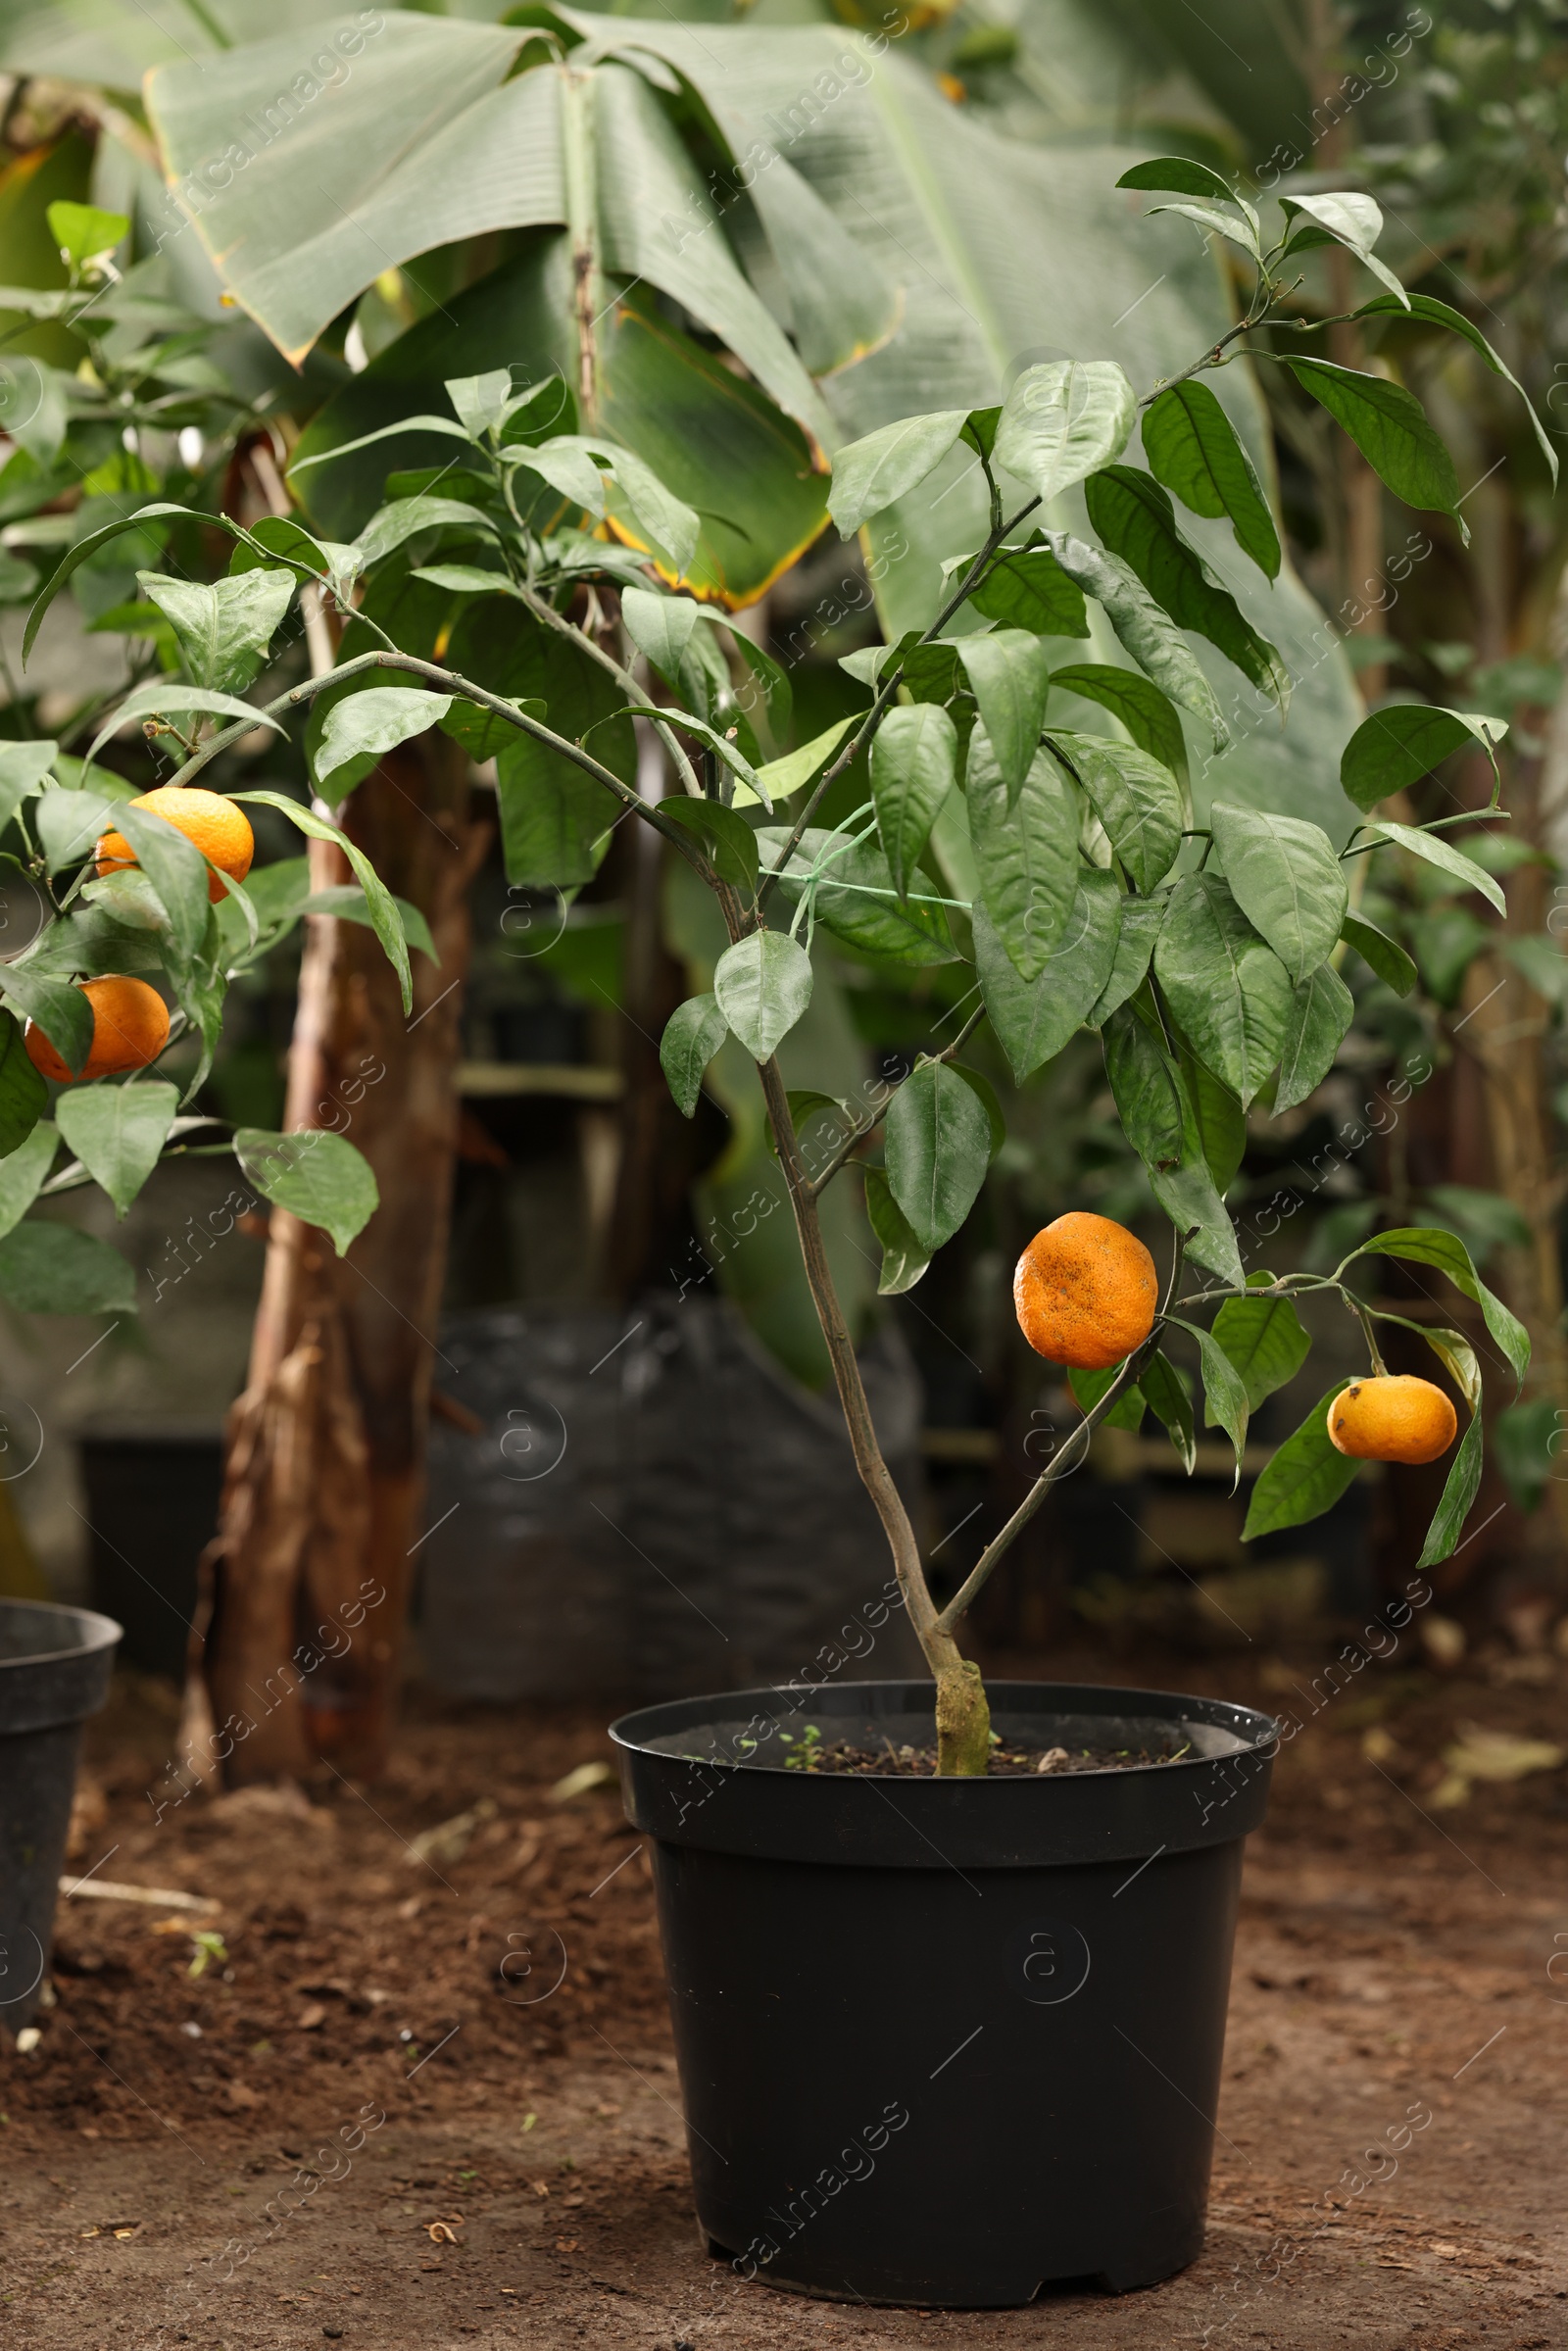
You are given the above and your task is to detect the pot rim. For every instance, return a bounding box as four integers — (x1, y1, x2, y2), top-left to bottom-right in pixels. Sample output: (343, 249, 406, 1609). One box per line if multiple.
(0, 1597, 124, 1674)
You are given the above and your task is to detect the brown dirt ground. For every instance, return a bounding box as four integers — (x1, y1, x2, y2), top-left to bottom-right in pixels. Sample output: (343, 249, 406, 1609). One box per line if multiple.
(2, 1642, 1566, 2351)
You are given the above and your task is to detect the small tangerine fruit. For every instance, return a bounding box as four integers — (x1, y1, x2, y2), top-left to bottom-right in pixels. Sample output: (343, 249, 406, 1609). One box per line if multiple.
(24, 975, 171, 1083)
(1326, 1376, 1457, 1466)
(96, 785, 254, 905)
(1013, 1211, 1158, 1370)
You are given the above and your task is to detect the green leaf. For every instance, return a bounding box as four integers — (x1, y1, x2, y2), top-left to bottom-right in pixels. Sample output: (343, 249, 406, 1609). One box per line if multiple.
(0, 1221, 135, 1316)
(231, 792, 412, 1016)
(1208, 802, 1348, 984)
(1243, 1389, 1360, 1540)
(136, 568, 295, 696)
(1349, 1226, 1529, 1392)
(24, 502, 197, 663)
(312, 686, 453, 808)
(1141, 381, 1280, 580)
(46, 201, 127, 267)
(713, 930, 813, 1061)
(1049, 730, 1182, 895)
(0, 966, 93, 1075)
(1142, 1350, 1196, 1474)
(1068, 1361, 1146, 1433)
(1286, 359, 1467, 542)
(1104, 1003, 1184, 1169)
(55, 1080, 178, 1220)
(1339, 704, 1505, 813)
(1354, 291, 1557, 487)
(0, 740, 58, 832)
(33, 788, 122, 876)
(1365, 820, 1506, 917)
(492, 733, 614, 896)
(1049, 533, 1229, 751)
(1088, 891, 1167, 1025)
(1083, 468, 1290, 713)
(353, 495, 499, 573)
(83, 681, 283, 773)
(235, 1129, 379, 1258)
(884, 1058, 992, 1253)
(1281, 192, 1406, 306)
(993, 362, 1137, 507)
(297, 889, 438, 968)
(967, 544, 1089, 637)
(1341, 911, 1416, 998)
(862, 1164, 932, 1297)
(0, 1014, 47, 1158)
(1049, 665, 1189, 796)
(1492, 1396, 1555, 1511)
(1174, 1317, 1250, 1479)
(1154, 873, 1293, 1106)
(737, 716, 858, 811)
(1416, 1407, 1484, 1571)
(951, 1062, 1005, 1158)
(1179, 1047, 1247, 1193)
(659, 992, 728, 1118)
(661, 800, 760, 897)
(871, 704, 956, 901)
(975, 873, 1121, 1083)
(1115, 158, 1240, 203)
(1375, 1314, 1483, 1416)
(758, 827, 956, 964)
(621, 586, 700, 685)
(966, 734, 1079, 980)
(1149, 1157, 1244, 1290)
(955, 632, 1052, 808)
(1147, 199, 1261, 262)
(828, 411, 970, 537)
(1210, 1294, 1310, 1412)
(102, 801, 211, 973)
(0, 1120, 55, 1238)
(1274, 964, 1354, 1116)
(446, 369, 515, 439)
(437, 695, 543, 763)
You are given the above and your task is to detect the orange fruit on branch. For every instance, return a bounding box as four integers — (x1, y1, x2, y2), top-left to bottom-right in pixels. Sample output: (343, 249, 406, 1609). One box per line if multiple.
(96, 785, 254, 905)
(1013, 1211, 1159, 1370)
(23, 975, 171, 1083)
(1326, 1376, 1457, 1465)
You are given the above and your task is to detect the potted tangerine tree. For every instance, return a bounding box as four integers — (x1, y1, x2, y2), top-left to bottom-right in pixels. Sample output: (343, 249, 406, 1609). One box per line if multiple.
(5, 168, 1543, 2296)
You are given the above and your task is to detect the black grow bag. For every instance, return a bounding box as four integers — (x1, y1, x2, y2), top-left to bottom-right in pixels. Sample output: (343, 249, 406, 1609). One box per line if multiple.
(0, 1599, 121, 2031)
(612, 1678, 1276, 2308)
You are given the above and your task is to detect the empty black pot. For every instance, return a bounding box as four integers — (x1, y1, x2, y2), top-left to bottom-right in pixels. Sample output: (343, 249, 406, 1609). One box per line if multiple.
(0, 1599, 121, 2032)
(612, 1678, 1276, 2308)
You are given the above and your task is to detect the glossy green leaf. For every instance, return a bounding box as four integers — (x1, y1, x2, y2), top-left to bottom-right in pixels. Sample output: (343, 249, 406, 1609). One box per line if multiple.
(1049, 665, 1189, 796)
(353, 495, 499, 573)
(1210, 1293, 1310, 1412)
(24, 501, 196, 662)
(1148, 198, 1261, 261)
(0, 1014, 47, 1159)
(659, 992, 729, 1118)
(83, 681, 283, 773)
(621, 586, 700, 686)
(1173, 1317, 1250, 1477)
(103, 801, 212, 972)
(232, 792, 412, 1015)
(0, 1221, 136, 1316)
(1141, 380, 1280, 580)
(975, 875, 1121, 1083)
(1153, 872, 1293, 1106)
(1375, 1315, 1483, 1416)
(993, 361, 1137, 507)
(136, 567, 296, 695)
(1104, 1003, 1184, 1170)
(446, 369, 515, 439)
(967, 544, 1089, 637)
(1142, 1349, 1196, 1474)
(1088, 891, 1167, 1026)
(884, 1058, 992, 1253)
(1365, 821, 1506, 916)
(0, 1121, 56, 1239)
(47, 200, 128, 268)
(1282, 192, 1405, 306)
(1286, 359, 1467, 541)
(1149, 1155, 1244, 1291)
(1354, 291, 1556, 486)
(312, 687, 453, 808)
(1349, 1225, 1529, 1391)
(437, 695, 544, 763)
(236, 1129, 379, 1258)
(0, 965, 93, 1075)
(1083, 468, 1289, 713)
(1049, 533, 1229, 751)
(862, 1164, 932, 1297)
(1415, 1407, 1484, 1571)
(33, 789, 122, 877)
(828, 411, 970, 537)
(871, 704, 956, 901)
(55, 1080, 178, 1220)
(1341, 911, 1416, 997)
(1049, 730, 1183, 895)
(955, 632, 1051, 808)
(297, 889, 438, 968)
(1243, 1388, 1360, 1540)
(1178, 1046, 1246, 1194)
(0, 741, 56, 833)
(1115, 157, 1240, 203)
(1208, 802, 1348, 984)
(1274, 963, 1354, 1115)
(661, 801, 760, 897)
(492, 734, 615, 896)
(966, 733, 1079, 981)
(758, 827, 956, 965)
(1339, 704, 1505, 812)
(1068, 1360, 1146, 1433)
(713, 930, 813, 1062)
(738, 717, 858, 811)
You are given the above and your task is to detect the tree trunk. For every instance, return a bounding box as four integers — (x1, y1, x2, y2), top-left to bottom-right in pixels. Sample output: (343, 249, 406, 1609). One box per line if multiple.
(184, 737, 486, 1785)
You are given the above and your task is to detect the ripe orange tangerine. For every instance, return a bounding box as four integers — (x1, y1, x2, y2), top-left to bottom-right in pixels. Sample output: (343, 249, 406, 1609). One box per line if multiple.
(1326, 1376, 1457, 1466)
(96, 785, 254, 905)
(24, 975, 171, 1083)
(1013, 1211, 1158, 1371)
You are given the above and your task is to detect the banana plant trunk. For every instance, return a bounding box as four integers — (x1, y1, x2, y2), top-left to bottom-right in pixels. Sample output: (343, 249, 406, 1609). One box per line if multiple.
(184, 738, 484, 1786)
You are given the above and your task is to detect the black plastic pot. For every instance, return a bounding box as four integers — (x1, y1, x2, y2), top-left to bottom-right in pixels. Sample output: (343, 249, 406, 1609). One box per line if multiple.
(0, 1599, 121, 2032)
(612, 1678, 1276, 2309)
